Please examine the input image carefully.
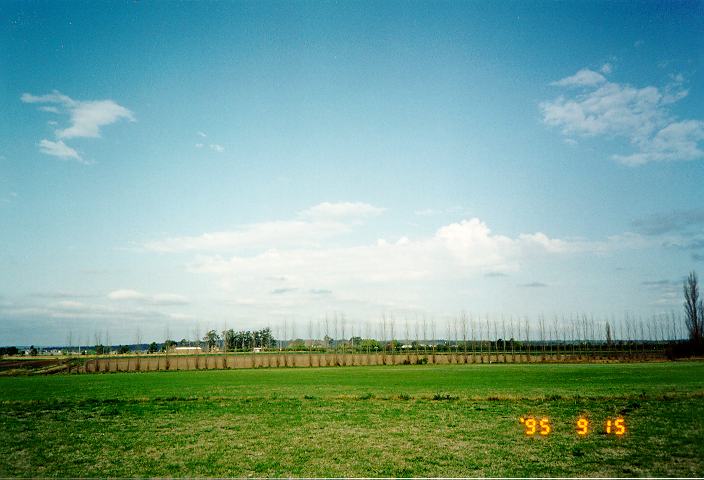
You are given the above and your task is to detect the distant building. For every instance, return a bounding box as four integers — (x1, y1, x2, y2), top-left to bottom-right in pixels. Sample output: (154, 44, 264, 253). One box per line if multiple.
(174, 346, 202, 354)
(42, 349, 63, 356)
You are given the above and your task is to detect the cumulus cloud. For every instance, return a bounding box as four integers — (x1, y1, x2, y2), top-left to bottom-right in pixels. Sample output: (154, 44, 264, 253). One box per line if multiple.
(21, 90, 134, 162)
(613, 120, 704, 165)
(209, 144, 224, 152)
(140, 205, 665, 318)
(541, 69, 703, 165)
(185, 218, 578, 288)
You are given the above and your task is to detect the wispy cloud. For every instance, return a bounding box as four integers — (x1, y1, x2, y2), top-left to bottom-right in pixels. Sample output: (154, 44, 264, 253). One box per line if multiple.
(641, 279, 677, 287)
(413, 206, 472, 217)
(519, 282, 548, 288)
(21, 90, 134, 163)
(38, 139, 86, 163)
(145, 202, 385, 253)
(209, 144, 224, 152)
(300, 201, 385, 221)
(271, 288, 297, 295)
(0, 297, 192, 324)
(541, 68, 703, 165)
(632, 209, 704, 236)
(484, 271, 509, 278)
(550, 68, 606, 87)
(0, 191, 18, 204)
(632, 209, 704, 262)
(107, 289, 189, 306)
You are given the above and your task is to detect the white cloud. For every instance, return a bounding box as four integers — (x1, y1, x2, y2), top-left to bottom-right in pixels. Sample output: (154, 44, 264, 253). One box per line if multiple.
(541, 68, 703, 165)
(550, 68, 606, 87)
(107, 289, 144, 301)
(600, 63, 613, 74)
(186, 218, 579, 289)
(140, 206, 670, 320)
(195, 143, 204, 148)
(300, 201, 385, 221)
(21, 91, 76, 106)
(414, 208, 439, 216)
(58, 100, 134, 139)
(0, 298, 182, 321)
(151, 293, 190, 305)
(21, 90, 134, 162)
(209, 144, 224, 152)
(197, 131, 207, 138)
(108, 289, 189, 306)
(145, 202, 384, 253)
(612, 120, 704, 165)
(38, 139, 86, 163)
(413, 206, 473, 217)
(145, 220, 350, 253)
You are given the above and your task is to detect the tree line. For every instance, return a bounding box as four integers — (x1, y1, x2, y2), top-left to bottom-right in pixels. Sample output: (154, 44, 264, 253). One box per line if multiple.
(2, 271, 703, 358)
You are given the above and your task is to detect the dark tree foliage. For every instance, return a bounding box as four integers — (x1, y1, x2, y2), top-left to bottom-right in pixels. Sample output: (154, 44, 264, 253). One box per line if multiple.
(147, 342, 158, 354)
(684, 271, 703, 346)
(0, 346, 19, 356)
(117, 345, 130, 354)
(203, 330, 220, 351)
(224, 327, 275, 351)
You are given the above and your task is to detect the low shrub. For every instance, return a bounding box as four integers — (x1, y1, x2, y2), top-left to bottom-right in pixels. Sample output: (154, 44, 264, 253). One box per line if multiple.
(432, 393, 458, 401)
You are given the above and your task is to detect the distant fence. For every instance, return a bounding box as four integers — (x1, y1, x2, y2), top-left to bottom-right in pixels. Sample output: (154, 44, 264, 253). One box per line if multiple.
(76, 348, 670, 374)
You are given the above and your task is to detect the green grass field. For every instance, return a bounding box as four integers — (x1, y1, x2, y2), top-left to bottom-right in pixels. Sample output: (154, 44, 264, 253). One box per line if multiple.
(1, 362, 702, 477)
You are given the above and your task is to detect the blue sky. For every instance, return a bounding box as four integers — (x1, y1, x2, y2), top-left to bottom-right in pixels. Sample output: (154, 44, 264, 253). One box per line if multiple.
(1, 1, 703, 345)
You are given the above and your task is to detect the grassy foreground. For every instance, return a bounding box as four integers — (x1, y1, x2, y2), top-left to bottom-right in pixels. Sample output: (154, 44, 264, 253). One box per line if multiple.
(0, 362, 702, 477)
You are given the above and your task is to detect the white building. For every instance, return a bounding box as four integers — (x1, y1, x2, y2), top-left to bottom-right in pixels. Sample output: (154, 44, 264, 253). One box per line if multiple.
(173, 346, 203, 354)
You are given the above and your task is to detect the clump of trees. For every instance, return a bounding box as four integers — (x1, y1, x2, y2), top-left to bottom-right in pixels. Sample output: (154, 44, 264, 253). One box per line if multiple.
(223, 328, 275, 351)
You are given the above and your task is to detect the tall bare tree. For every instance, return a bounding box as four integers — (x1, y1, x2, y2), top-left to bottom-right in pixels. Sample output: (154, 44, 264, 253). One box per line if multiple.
(461, 312, 468, 364)
(470, 315, 476, 363)
(684, 271, 703, 346)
